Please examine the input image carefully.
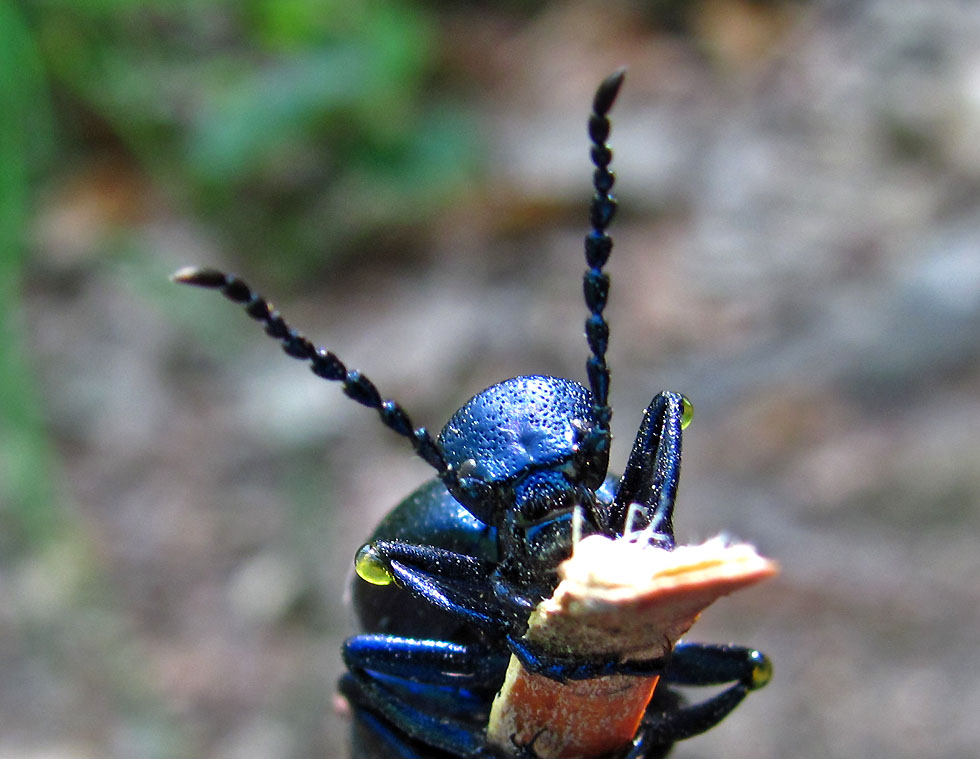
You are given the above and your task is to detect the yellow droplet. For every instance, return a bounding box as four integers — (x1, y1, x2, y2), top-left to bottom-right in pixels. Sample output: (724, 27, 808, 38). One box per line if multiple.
(680, 395, 694, 429)
(748, 650, 772, 690)
(354, 544, 393, 586)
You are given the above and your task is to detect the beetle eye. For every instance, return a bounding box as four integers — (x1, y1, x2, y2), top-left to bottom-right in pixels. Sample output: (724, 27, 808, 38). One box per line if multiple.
(459, 475, 489, 499)
(443, 458, 494, 519)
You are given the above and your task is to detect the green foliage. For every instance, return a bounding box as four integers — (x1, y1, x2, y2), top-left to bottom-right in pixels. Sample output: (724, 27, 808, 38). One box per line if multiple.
(24, 0, 479, 280)
(0, 0, 60, 551)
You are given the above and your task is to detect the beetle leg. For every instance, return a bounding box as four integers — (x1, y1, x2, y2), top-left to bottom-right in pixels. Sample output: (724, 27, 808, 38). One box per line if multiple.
(341, 670, 513, 759)
(351, 707, 452, 759)
(627, 685, 749, 757)
(665, 641, 772, 689)
(344, 635, 508, 689)
(610, 391, 687, 540)
(505, 634, 669, 683)
(493, 510, 537, 607)
(492, 509, 568, 614)
(364, 540, 519, 634)
(623, 642, 773, 756)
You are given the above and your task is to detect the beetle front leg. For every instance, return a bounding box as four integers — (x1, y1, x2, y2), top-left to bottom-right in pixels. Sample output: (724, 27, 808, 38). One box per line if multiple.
(351, 706, 451, 759)
(341, 669, 516, 759)
(344, 634, 508, 689)
(666, 641, 772, 690)
(610, 391, 688, 540)
(625, 642, 773, 757)
(358, 540, 515, 634)
(505, 634, 669, 682)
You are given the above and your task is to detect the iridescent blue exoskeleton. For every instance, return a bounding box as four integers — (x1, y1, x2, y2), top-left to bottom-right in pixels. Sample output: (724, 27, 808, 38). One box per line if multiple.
(175, 71, 771, 759)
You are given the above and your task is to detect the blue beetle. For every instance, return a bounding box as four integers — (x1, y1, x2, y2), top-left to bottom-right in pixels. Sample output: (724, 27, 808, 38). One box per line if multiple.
(175, 70, 772, 759)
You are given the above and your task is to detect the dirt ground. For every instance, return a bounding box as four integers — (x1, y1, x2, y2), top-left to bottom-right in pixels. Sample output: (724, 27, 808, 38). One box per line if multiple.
(5, 2, 980, 758)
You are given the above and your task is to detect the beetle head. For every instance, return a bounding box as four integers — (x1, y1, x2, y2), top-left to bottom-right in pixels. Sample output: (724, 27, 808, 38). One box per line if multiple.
(437, 375, 610, 526)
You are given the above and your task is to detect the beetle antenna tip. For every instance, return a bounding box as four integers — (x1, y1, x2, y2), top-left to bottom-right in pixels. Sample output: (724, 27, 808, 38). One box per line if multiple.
(171, 266, 227, 288)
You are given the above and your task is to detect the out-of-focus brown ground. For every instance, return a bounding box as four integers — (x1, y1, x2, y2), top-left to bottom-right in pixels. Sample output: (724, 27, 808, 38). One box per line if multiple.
(7, 2, 980, 758)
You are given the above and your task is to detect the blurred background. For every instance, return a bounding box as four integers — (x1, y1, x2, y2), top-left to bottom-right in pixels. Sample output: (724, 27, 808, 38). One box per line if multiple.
(2, 0, 979, 757)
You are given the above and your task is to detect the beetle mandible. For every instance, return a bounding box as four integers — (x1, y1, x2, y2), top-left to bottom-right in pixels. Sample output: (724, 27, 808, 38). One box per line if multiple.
(175, 70, 774, 759)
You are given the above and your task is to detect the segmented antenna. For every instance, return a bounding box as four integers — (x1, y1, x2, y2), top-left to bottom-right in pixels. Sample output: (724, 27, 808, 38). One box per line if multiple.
(583, 68, 624, 432)
(172, 267, 447, 474)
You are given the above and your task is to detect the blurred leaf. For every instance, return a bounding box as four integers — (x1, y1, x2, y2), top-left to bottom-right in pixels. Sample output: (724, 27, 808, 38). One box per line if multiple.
(0, 0, 59, 549)
(26, 0, 476, 280)
(186, 48, 370, 182)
